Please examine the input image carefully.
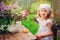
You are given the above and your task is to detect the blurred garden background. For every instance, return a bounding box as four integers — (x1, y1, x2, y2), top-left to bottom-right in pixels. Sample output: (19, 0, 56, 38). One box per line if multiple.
(0, 0, 60, 40)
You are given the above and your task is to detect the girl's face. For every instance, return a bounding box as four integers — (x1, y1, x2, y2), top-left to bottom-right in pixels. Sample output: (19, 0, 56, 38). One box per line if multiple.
(39, 8, 48, 18)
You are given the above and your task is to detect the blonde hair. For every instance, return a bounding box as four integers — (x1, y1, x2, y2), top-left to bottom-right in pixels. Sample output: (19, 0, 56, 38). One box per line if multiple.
(36, 8, 54, 19)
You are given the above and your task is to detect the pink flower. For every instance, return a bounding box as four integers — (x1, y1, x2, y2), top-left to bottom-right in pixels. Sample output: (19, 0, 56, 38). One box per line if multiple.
(22, 10, 29, 19)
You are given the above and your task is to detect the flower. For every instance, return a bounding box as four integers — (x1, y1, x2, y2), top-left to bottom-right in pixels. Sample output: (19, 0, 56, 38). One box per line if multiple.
(0, 1, 22, 34)
(7, 24, 18, 32)
(0, 1, 7, 15)
(22, 10, 29, 19)
(0, 25, 4, 31)
(7, 21, 21, 32)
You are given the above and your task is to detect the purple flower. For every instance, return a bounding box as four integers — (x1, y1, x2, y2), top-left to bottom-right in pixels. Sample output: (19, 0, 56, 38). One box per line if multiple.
(0, 1, 7, 17)
(0, 1, 6, 13)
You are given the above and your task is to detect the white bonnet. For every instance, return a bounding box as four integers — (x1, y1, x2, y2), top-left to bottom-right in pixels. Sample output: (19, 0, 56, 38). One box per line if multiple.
(39, 4, 51, 13)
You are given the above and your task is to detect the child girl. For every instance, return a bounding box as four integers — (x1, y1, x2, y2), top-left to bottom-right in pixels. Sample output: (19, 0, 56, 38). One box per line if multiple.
(35, 4, 54, 40)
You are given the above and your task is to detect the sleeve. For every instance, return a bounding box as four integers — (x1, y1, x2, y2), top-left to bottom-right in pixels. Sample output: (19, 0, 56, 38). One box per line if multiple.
(46, 19, 53, 24)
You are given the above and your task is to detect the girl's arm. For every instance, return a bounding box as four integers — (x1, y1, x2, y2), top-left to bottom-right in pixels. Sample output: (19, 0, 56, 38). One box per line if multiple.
(37, 30, 53, 37)
(37, 22, 53, 37)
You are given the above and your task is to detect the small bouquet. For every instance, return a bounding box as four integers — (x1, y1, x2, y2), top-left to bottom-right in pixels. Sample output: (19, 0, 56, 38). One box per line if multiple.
(0, 1, 23, 34)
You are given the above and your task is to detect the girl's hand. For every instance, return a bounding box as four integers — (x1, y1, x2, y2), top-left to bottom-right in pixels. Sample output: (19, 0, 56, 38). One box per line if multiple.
(22, 29, 28, 34)
(36, 34, 44, 40)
